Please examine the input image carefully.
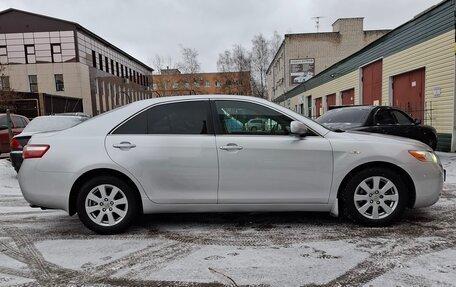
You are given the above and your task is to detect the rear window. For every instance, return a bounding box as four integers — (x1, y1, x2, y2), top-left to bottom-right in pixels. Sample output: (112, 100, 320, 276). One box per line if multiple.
(316, 108, 370, 124)
(23, 117, 86, 133)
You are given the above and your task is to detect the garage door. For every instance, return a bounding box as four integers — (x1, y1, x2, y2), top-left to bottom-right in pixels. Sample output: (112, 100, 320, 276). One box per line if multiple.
(315, 97, 322, 118)
(326, 93, 336, 109)
(341, 88, 355, 105)
(362, 60, 382, 105)
(392, 68, 425, 121)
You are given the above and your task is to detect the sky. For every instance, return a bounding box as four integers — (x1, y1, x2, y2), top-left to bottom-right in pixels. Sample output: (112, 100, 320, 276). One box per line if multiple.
(0, 0, 444, 72)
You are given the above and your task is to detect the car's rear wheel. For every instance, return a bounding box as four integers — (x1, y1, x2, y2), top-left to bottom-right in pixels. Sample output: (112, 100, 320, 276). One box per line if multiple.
(77, 176, 138, 234)
(342, 167, 408, 226)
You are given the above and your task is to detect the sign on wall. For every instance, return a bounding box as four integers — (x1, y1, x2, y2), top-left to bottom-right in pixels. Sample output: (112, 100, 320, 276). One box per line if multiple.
(290, 59, 315, 84)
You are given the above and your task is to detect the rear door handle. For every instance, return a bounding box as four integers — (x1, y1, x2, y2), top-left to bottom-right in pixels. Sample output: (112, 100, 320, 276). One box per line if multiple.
(220, 144, 243, 151)
(113, 141, 136, 150)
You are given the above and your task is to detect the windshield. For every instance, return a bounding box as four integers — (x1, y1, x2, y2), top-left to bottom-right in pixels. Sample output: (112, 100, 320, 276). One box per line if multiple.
(316, 108, 370, 124)
(23, 116, 86, 133)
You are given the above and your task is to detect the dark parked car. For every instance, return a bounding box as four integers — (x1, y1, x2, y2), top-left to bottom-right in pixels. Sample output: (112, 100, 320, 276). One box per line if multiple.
(0, 113, 30, 156)
(316, 106, 438, 149)
(10, 114, 89, 171)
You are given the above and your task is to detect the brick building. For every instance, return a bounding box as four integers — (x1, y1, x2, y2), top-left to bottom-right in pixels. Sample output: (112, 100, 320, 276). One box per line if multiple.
(151, 69, 252, 97)
(267, 18, 389, 102)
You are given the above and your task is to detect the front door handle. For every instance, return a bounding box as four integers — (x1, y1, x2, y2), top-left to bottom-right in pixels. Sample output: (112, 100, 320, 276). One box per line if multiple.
(220, 143, 243, 151)
(113, 141, 136, 150)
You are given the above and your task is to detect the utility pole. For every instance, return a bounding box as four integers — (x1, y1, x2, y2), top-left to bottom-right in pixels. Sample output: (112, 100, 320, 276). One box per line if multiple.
(312, 16, 325, 32)
(6, 109, 13, 145)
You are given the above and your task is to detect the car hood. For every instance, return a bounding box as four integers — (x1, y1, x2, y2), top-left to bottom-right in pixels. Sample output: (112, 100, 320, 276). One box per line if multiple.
(327, 130, 430, 149)
(319, 122, 363, 130)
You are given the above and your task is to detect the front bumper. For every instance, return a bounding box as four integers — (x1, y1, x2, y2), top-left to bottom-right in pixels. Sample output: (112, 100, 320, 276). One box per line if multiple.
(401, 161, 444, 208)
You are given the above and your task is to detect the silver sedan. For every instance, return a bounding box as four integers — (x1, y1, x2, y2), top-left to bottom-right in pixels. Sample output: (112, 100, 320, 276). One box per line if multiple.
(18, 96, 444, 234)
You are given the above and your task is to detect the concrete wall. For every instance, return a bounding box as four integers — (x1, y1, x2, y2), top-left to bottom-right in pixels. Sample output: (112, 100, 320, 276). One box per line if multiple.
(5, 62, 92, 115)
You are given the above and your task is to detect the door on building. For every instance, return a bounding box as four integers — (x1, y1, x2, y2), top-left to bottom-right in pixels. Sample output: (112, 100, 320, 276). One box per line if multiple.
(306, 96, 312, 118)
(392, 68, 425, 121)
(341, 88, 355, 105)
(315, 97, 322, 118)
(362, 60, 382, 105)
(326, 93, 336, 110)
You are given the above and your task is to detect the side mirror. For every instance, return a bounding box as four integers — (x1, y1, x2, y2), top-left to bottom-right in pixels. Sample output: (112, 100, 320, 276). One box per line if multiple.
(290, 121, 308, 137)
(414, 118, 421, 125)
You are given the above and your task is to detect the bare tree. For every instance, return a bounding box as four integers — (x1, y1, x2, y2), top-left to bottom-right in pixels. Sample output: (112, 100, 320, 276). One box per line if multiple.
(251, 33, 270, 99)
(150, 54, 179, 75)
(217, 50, 233, 72)
(269, 30, 282, 61)
(232, 44, 251, 72)
(178, 46, 201, 74)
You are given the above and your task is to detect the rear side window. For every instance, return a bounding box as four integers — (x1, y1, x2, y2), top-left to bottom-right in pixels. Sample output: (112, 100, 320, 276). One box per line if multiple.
(113, 101, 211, 135)
(12, 116, 26, 128)
(374, 109, 396, 125)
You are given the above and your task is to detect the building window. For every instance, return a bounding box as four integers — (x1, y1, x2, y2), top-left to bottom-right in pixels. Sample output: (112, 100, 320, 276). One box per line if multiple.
(215, 81, 222, 88)
(98, 54, 103, 71)
(92, 50, 96, 68)
(54, 74, 64, 91)
(110, 59, 114, 75)
(116, 62, 119, 77)
(194, 82, 200, 88)
(129, 68, 132, 81)
(184, 82, 190, 88)
(51, 44, 62, 63)
(28, 75, 38, 92)
(173, 82, 179, 89)
(0, 46, 7, 64)
(121, 64, 124, 78)
(152, 83, 158, 90)
(0, 76, 10, 90)
(205, 81, 210, 87)
(25, 45, 36, 64)
(105, 56, 109, 73)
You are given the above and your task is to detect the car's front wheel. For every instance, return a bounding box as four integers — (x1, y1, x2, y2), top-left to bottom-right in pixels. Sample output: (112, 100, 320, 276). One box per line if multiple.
(342, 167, 409, 226)
(77, 176, 139, 234)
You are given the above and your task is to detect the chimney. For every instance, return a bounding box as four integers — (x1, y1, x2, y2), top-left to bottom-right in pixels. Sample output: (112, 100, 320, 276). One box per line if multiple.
(332, 18, 364, 34)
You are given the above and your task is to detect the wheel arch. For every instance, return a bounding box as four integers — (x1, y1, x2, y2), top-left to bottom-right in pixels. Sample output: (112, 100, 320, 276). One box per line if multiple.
(69, 168, 144, 216)
(336, 161, 416, 209)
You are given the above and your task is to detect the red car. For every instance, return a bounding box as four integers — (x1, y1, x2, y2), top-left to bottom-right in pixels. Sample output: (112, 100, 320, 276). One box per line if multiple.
(0, 113, 30, 156)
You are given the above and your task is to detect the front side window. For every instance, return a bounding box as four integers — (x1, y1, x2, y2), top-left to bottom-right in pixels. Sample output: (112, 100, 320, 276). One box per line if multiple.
(12, 116, 26, 128)
(374, 109, 396, 125)
(113, 101, 211, 135)
(55, 74, 64, 91)
(214, 100, 292, 135)
(392, 110, 413, 125)
(29, 75, 38, 92)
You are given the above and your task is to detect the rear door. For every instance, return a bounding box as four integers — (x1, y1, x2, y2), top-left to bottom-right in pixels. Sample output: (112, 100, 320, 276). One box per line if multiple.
(105, 100, 219, 204)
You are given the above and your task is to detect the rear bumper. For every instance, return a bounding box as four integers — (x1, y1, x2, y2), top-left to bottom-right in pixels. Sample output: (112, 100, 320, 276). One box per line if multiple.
(18, 159, 73, 213)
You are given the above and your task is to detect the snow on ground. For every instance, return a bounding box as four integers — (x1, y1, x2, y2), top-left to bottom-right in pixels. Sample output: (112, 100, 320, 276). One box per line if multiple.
(0, 154, 455, 286)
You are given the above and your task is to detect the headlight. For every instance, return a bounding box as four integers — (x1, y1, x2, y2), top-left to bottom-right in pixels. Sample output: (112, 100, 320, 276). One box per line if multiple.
(409, 150, 438, 163)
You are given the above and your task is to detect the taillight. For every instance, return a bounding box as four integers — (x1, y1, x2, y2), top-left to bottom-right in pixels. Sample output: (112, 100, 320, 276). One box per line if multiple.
(10, 138, 22, 149)
(23, 145, 50, 159)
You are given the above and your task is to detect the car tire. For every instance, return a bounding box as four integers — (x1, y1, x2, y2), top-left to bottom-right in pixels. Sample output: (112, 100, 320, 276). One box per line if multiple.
(77, 176, 139, 234)
(427, 137, 437, 150)
(342, 167, 409, 226)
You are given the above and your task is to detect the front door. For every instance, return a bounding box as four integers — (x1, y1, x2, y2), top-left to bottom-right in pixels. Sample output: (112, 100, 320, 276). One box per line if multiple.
(213, 100, 333, 204)
(105, 100, 218, 204)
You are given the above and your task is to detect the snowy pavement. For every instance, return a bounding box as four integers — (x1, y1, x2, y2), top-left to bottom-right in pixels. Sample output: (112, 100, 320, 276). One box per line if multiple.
(0, 154, 456, 286)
